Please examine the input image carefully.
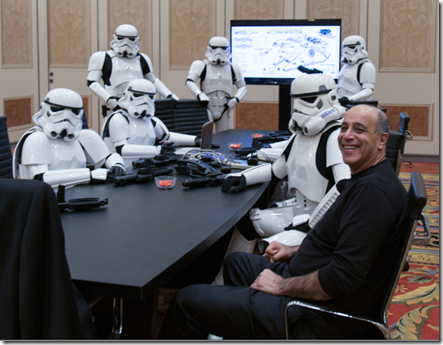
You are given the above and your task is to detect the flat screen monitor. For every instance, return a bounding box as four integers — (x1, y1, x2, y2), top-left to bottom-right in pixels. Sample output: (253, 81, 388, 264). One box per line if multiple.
(230, 19, 342, 85)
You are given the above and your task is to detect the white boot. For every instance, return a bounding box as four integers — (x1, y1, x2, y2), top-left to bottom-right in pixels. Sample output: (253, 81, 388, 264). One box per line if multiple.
(213, 226, 257, 286)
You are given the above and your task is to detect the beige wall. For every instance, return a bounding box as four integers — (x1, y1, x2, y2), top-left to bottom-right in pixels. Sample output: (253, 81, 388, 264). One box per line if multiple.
(0, 0, 439, 156)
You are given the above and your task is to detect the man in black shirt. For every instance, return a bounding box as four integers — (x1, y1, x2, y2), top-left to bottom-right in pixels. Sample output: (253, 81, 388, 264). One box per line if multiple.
(157, 105, 409, 339)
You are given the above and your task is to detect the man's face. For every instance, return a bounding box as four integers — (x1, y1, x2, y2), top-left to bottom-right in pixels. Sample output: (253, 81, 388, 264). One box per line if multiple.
(338, 106, 387, 174)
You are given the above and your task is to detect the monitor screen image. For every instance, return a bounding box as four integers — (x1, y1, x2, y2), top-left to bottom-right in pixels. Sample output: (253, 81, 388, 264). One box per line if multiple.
(230, 19, 342, 85)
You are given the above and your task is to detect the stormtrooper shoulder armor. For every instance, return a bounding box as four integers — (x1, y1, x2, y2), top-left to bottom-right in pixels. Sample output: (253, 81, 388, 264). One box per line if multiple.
(231, 63, 246, 88)
(326, 126, 346, 167)
(359, 60, 376, 85)
(78, 129, 111, 166)
(187, 60, 206, 81)
(19, 128, 51, 165)
(88, 51, 107, 72)
(104, 112, 131, 145)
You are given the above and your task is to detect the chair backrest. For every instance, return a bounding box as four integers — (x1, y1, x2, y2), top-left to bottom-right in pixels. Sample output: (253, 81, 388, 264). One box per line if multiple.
(154, 98, 175, 131)
(380, 171, 427, 327)
(154, 99, 210, 136)
(398, 112, 411, 154)
(172, 100, 210, 136)
(345, 100, 379, 109)
(386, 112, 410, 176)
(0, 179, 96, 339)
(0, 115, 13, 178)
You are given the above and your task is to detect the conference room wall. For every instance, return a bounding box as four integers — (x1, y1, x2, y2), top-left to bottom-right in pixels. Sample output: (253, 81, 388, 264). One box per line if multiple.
(0, 0, 439, 157)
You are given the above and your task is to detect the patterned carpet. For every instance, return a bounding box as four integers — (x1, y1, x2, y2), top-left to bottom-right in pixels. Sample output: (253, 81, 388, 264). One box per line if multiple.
(388, 173, 440, 340)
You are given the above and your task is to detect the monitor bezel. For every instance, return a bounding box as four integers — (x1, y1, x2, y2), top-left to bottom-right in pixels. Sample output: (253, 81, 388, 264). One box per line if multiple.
(230, 19, 342, 86)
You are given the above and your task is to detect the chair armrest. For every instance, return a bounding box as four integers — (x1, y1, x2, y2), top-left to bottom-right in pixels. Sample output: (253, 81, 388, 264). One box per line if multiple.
(284, 300, 390, 340)
(413, 212, 431, 246)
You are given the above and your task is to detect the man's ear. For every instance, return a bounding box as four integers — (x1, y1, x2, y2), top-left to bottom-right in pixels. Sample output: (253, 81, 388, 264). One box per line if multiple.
(378, 132, 389, 149)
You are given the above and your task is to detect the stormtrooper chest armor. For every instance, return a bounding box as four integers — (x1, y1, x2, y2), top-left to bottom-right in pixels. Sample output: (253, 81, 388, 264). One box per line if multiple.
(202, 64, 233, 96)
(337, 61, 366, 97)
(48, 139, 86, 171)
(127, 117, 156, 146)
(107, 53, 144, 98)
(285, 133, 328, 204)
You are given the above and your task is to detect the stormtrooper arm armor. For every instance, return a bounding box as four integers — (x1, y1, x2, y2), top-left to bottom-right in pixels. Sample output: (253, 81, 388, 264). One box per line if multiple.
(149, 117, 196, 147)
(348, 62, 376, 101)
(167, 132, 198, 147)
(121, 145, 161, 158)
(79, 129, 125, 171)
(107, 113, 161, 158)
(23, 164, 106, 188)
(227, 154, 286, 186)
(186, 60, 209, 103)
(87, 51, 118, 108)
(227, 64, 247, 108)
(141, 53, 178, 100)
(306, 129, 351, 228)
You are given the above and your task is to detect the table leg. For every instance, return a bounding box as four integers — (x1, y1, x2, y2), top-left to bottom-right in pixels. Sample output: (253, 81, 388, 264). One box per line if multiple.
(108, 291, 159, 339)
(110, 297, 123, 339)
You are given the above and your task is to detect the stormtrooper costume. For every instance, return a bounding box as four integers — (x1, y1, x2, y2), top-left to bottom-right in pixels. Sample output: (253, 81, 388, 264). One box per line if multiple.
(220, 74, 351, 271)
(87, 24, 178, 116)
(102, 79, 198, 167)
(13, 88, 125, 189)
(186, 36, 247, 133)
(337, 35, 376, 106)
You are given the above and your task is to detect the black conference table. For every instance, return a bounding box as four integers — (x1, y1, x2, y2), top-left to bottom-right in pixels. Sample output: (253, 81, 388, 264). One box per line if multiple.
(60, 129, 273, 339)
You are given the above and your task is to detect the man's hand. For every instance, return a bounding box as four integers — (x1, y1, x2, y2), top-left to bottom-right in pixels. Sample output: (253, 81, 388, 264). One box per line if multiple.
(250, 269, 284, 295)
(264, 241, 299, 263)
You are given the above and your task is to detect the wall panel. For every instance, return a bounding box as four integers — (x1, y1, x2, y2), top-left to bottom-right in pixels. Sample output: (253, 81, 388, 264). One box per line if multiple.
(307, 0, 359, 40)
(381, 104, 432, 140)
(379, 0, 436, 72)
(234, 0, 285, 19)
(48, 0, 90, 67)
(4, 97, 32, 128)
(107, 0, 153, 58)
(1, 0, 32, 68)
(169, 0, 216, 69)
(235, 102, 279, 130)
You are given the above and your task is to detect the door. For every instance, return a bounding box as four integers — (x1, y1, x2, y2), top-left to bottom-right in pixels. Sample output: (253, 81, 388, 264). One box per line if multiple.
(41, 0, 101, 133)
(0, 0, 41, 143)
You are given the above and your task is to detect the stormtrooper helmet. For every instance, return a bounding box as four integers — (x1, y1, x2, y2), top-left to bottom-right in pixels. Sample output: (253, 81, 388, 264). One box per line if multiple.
(118, 79, 156, 119)
(205, 36, 231, 65)
(341, 35, 368, 64)
(289, 74, 344, 136)
(110, 24, 140, 58)
(33, 88, 84, 141)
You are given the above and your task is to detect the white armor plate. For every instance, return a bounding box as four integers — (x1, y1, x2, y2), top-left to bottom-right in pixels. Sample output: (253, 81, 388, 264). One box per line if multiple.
(338, 60, 375, 99)
(105, 51, 144, 98)
(21, 130, 86, 175)
(286, 133, 328, 204)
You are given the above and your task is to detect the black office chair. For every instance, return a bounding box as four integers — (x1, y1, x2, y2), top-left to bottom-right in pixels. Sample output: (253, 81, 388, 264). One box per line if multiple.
(154, 98, 176, 132)
(0, 115, 13, 178)
(284, 171, 428, 340)
(0, 179, 96, 339)
(172, 100, 210, 136)
(385, 113, 428, 247)
(345, 99, 379, 108)
(386, 112, 411, 175)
